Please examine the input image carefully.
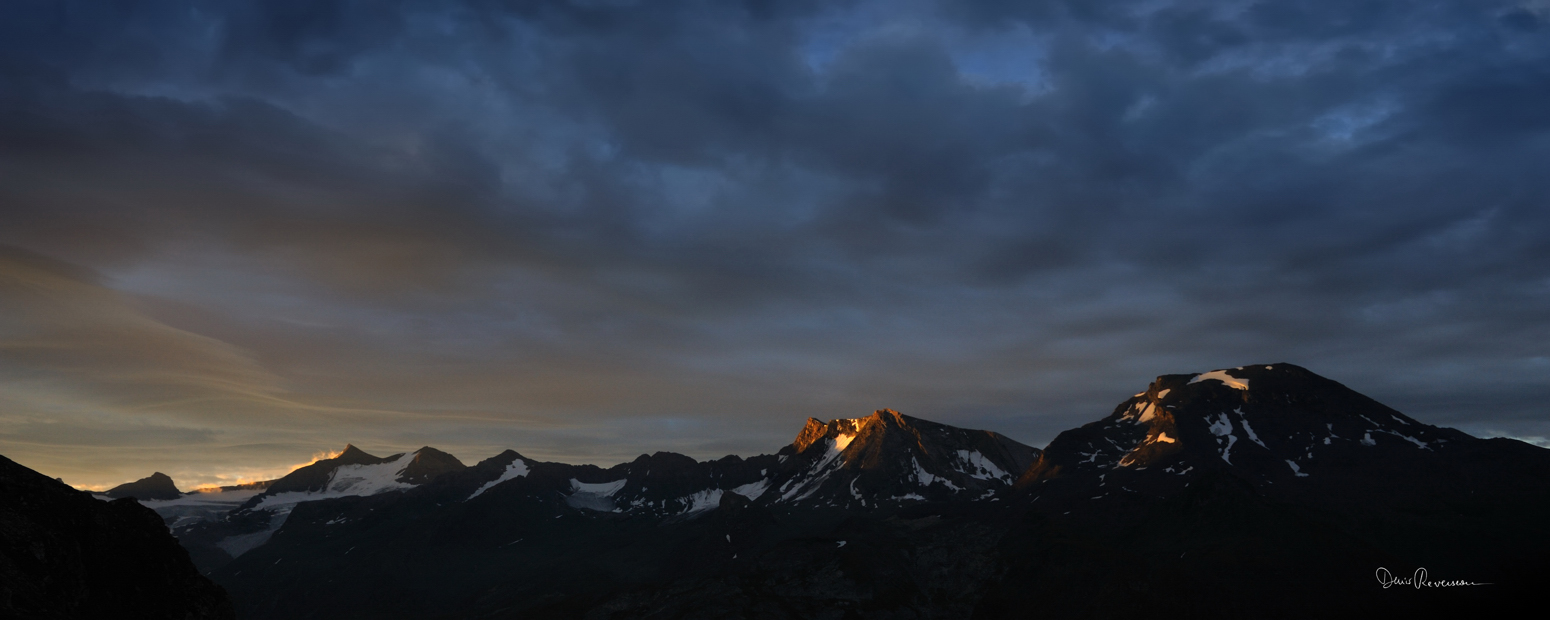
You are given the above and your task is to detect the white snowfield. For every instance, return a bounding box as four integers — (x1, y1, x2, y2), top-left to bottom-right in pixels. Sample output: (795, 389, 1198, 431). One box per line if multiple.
(679, 489, 724, 514)
(219, 450, 424, 559)
(730, 478, 771, 500)
(954, 450, 1011, 481)
(252, 451, 419, 513)
(777, 435, 852, 503)
(466, 458, 531, 500)
(910, 455, 963, 491)
(912, 456, 937, 487)
(141, 489, 265, 530)
(570, 478, 628, 495)
(140, 488, 265, 508)
(565, 477, 628, 511)
(1189, 370, 1251, 390)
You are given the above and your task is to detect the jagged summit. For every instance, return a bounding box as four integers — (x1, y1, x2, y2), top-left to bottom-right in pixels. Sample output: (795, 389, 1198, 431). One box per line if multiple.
(450, 409, 1040, 516)
(763, 409, 1039, 507)
(1020, 363, 1475, 490)
(104, 471, 182, 501)
(789, 409, 1038, 470)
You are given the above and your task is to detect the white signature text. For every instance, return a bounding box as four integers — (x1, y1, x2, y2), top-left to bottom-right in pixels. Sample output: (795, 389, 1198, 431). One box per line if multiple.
(1375, 567, 1489, 589)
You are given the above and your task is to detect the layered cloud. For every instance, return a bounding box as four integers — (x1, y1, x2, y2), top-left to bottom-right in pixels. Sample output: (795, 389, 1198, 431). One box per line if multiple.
(1, 0, 1547, 487)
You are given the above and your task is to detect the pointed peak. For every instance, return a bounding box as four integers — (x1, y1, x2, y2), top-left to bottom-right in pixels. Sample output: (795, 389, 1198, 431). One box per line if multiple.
(474, 449, 528, 470)
(870, 409, 909, 426)
(793, 417, 830, 452)
(397, 446, 467, 484)
(328, 444, 387, 466)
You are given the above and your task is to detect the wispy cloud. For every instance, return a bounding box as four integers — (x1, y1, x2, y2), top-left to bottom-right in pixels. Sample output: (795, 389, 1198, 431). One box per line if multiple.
(3, 0, 1548, 487)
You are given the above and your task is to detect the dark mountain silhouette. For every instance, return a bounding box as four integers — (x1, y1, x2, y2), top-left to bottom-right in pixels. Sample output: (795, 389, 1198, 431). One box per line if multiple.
(0, 455, 234, 619)
(103, 471, 183, 501)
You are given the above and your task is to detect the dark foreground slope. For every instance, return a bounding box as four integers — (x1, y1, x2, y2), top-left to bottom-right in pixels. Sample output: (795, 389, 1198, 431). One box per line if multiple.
(0, 454, 235, 620)
(197, 364, 1546, 618)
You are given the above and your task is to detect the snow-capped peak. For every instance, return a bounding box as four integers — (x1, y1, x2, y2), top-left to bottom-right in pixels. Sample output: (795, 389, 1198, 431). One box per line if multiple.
(1020, 363, 1475, 488)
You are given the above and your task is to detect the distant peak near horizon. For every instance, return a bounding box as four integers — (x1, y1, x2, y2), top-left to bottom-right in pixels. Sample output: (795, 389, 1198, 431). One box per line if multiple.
(104, 471, 182, 501)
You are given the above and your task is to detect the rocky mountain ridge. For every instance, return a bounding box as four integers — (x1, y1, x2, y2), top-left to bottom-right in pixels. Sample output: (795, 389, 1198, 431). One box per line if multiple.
(99, 363, 1547, 617)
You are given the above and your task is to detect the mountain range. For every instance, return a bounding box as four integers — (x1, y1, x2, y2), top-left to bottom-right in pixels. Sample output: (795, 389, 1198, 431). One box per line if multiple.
(8, 363, 1546, 618)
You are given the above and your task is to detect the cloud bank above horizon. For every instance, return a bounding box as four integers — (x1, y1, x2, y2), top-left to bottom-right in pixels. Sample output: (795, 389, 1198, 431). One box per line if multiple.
(2, 0, 1547, 488)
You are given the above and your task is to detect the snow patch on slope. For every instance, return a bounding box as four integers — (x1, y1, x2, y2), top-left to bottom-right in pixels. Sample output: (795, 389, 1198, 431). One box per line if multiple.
(1190, 370, 1250, 390)
(1208, 413, 1238, 464)
(778, 435, 852, 503)
(567, 478, 628, 511)
(252, 451, 418, 513)
(912, 457, 936, 487)
(679, 489, 723, 514)
(1236, 409, 1268, 449)
(571, 478, 627, 495)
(1285, 460, 1309, 477)
(730, 479, 770, 500)
(955, 450, 1011, 482)
(467, 458, 531, 500)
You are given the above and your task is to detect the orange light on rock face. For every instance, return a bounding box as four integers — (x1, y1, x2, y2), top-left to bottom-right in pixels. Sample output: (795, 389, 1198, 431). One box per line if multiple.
(287, 449, 343, 473)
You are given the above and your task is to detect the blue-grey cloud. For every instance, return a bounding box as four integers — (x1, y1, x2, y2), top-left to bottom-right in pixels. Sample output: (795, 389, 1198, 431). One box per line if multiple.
(1, 0, 1547, 487)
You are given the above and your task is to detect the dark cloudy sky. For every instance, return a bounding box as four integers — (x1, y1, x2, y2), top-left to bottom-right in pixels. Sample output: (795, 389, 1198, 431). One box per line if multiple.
(3, 0, 1548, 489)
